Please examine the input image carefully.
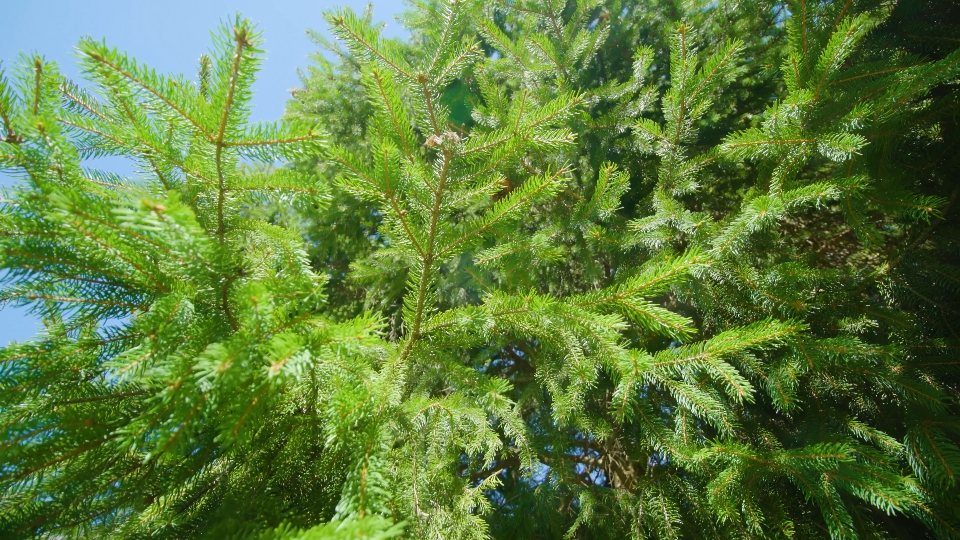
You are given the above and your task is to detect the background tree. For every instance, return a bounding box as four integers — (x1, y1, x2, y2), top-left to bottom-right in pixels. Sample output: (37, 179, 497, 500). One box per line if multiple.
(1, 0, 959, 539)
(287, 0, 960, 538)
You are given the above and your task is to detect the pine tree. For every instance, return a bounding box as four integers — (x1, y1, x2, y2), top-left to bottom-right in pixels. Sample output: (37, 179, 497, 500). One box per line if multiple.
(2, 1, 959, 539)
(0, 17, 400, 538)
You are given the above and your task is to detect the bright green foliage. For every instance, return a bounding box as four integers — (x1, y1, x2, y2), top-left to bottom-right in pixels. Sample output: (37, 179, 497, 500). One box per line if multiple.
(2, 0, 960, 539)
(0, 18, 393, 539)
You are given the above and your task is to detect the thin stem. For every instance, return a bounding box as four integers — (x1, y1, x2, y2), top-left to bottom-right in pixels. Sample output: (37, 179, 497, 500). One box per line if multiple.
(396, 149, 451, 366)
(32, 57, 42, 116)
(215, 27, 249, 244)
(420, 77, 442, 135)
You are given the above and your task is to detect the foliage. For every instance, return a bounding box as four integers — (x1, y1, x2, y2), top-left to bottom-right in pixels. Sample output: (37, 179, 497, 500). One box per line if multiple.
(2, 0, 959, 538)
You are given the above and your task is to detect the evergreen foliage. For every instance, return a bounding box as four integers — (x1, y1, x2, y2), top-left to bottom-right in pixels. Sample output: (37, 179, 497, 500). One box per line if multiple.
(2, 0, 959, 538)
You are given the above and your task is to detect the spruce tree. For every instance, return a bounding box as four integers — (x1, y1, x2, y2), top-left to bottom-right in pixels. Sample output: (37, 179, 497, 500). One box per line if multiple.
(2, 1, 960, 539)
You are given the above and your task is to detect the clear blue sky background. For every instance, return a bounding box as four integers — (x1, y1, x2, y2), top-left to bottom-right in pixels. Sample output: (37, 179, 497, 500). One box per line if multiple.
(0, 0, 407, 345)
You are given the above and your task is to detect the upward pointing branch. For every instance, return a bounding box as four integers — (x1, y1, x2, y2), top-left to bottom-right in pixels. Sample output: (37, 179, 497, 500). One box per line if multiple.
(397, 148, 451, 366)
(215, 24, 250, 245)
(212, 24, 251, 332)
(32, 57, 43, 117)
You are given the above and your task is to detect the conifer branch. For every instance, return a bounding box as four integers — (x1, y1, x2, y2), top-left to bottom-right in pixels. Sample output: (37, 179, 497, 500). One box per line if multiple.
(419, 77, 442, 135)
(214, 25, 250, 245)
(59, 85, 108, 121)
(31, 57, 42, 116)
(82, 48, 213, 140)
(438, 166, 567, 256)
(371, 70, 414, 161)
(886, 184, 960, 273)
(329, 14, 413, 80)
(397, 149, 452, 365)
(222, 133, 320, 148)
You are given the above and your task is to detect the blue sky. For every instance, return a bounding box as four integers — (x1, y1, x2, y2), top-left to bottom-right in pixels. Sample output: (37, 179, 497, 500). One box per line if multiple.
(0, 0, 407, 345)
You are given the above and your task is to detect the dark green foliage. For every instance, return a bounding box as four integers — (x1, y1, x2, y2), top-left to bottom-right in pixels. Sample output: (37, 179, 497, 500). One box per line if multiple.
(2, 0, 959, 538)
